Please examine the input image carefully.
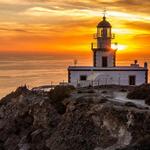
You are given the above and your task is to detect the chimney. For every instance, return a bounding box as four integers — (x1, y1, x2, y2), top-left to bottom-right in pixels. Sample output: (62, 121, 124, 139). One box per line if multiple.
(144, 62, 148, 68)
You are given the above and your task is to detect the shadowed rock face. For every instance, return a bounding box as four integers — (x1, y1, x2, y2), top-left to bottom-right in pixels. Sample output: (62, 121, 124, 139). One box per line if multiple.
(0, 86, 150, 150)
(127, 84, 150, 100)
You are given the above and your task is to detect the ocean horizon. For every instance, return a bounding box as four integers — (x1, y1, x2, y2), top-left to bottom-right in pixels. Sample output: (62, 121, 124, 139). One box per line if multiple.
(0, 54, 149, 98)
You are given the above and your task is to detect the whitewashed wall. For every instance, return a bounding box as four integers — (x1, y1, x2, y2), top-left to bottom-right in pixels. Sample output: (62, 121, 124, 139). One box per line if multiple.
(69, 70, 146, 87)
(95, 51, 115, 67)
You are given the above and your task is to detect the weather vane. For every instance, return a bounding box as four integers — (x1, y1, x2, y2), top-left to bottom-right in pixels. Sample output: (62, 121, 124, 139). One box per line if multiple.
(103, 8, 107, 17)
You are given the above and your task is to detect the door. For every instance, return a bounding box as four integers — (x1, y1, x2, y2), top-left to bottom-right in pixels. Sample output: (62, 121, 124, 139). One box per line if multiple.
(129, 75, 136, 85)
(102, 56, 108, 67)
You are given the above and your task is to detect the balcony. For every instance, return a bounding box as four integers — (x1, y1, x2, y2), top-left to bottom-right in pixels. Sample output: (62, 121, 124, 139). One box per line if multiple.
(93, 33, 115, 39)
(91, 43, 104, 51)
(91, 42, 117, 51)
(91, 43, 97, 50)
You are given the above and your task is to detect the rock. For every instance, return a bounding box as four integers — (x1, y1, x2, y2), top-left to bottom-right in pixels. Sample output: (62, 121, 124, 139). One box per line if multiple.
(19, 143, 31, 150)
(120, 89, 127, 92)
(99, 97, 108, 103)
(31, 129, 43, 142)
(145, 96, 150, 105)
(124, 102, 137, 108)
(0, 86, 150, 150)
(4, 134, 20, 150)
(0, 140, 4, 150)
(127, 84, 150, 99)
(101, 90, 107, 94)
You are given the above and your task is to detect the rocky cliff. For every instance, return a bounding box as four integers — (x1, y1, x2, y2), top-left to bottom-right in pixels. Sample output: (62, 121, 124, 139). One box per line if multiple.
(0, 86, 150, 150)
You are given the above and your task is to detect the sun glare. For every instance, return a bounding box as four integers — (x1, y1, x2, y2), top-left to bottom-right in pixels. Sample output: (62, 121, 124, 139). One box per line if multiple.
(111, 44, 127, 51)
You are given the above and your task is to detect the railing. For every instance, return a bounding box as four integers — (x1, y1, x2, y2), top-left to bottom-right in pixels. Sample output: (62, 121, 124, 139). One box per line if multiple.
(71, 78, 121, 88)
(93, 33, 101, 39)
(93, 33, 115, 39)
(112, 33, 115, 39)
(91, 42, 98, 50)
(91, 43, 98, 50)
(91, 42, 117, 51)
(91, 43, 105, 50)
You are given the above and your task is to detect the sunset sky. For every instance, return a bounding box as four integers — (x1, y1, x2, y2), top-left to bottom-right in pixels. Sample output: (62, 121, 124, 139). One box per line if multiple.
(0, 0, 150, 59)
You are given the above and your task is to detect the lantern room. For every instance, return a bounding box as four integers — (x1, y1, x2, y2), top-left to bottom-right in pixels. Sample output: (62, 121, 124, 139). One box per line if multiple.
(96, 16, 112, 49)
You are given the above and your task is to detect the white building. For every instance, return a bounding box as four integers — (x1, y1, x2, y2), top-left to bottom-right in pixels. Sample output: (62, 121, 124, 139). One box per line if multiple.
(68, 16, 148, 87)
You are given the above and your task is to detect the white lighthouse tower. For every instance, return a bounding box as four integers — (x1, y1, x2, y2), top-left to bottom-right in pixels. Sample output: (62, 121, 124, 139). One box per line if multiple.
(92, 16, 116, 67)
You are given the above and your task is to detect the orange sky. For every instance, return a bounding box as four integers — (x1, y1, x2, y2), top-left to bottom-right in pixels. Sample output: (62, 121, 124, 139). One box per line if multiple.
(0, 0, 150, 60)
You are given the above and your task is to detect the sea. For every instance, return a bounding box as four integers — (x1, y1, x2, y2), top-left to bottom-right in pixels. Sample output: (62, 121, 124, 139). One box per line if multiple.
(0, 54, 149, 98)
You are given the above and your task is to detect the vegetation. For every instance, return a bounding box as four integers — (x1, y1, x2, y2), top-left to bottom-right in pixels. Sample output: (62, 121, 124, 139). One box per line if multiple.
(101, 90, 107, 94)
(145, 96, 150, 105)
(77, 89, 95, 94)
(49, 85, 75, 103)
(127, 84, 150, 100)
(99, 97, 108, 103)
(120, 88, 127, 92)
(87, 89, 95, 93)
(49, 85, 75, 114)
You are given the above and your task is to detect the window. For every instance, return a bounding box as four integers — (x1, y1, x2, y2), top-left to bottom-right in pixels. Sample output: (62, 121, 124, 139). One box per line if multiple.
(129, 75, 136, 85)
(97, 28, 102, 37)
(97, 27, 111, 38)
(102, 56, 108, 67)
(107, 28, 111, 38)
(80, 75, 87, 81)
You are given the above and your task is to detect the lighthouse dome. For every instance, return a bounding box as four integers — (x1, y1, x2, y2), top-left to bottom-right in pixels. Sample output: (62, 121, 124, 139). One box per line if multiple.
(97, 16, 111, 28)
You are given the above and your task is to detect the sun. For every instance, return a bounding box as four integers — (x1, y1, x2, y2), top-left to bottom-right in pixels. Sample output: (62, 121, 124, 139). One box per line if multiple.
(111, 44, 127, 51)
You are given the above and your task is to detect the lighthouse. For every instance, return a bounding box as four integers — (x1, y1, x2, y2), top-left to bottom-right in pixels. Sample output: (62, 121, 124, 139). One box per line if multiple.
(92, 16, 116, 67)
(68, 15, 148, 87)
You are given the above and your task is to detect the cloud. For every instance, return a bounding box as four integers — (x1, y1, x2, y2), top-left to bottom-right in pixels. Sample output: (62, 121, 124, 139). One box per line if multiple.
(130, 34, 150, 44)
(0, 0, 149, 15)
(23, 6, 96, 17)
(23, 7, 57, 16)
(0, 0, 27, 4)
(0, 0, 149, 55)
(0, 27, 27, 33)
(125, 21, 150, 31)
(110, 0, 150, 14)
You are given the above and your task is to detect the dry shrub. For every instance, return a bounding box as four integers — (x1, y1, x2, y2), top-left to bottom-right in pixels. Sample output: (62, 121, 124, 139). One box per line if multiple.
(49, 85, 75, 114)
(127, 84, 150, 100)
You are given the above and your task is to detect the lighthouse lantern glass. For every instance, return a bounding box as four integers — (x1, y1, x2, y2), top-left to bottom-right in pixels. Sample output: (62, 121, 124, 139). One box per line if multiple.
(97, 27, 111, 38)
